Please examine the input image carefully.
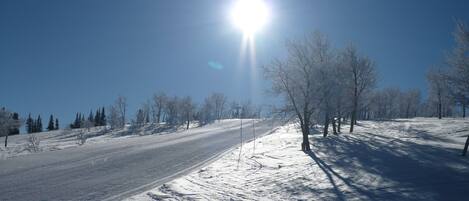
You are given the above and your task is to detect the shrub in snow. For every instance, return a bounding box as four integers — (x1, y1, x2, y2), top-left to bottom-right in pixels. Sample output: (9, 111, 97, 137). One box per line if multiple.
(77, 130, 87, 145)
(27, 134, 41, 152)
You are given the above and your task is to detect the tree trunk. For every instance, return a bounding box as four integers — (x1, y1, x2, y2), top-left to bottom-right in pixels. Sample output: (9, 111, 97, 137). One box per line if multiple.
(463, 103, 466, 118)
(301, 123, 311, 151)
(186, 119, 190, 130)
(4, 134, 8, 147)
(337, 116, 341, 133)
(438, 102, 442, 119)
(323, 112, 329, 138)
(332, 117, 337, 135)
(462, 135, 469, 156)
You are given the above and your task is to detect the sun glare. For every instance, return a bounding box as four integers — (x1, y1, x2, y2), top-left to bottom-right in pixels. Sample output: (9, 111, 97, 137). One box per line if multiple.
(231, 0, 269, 36)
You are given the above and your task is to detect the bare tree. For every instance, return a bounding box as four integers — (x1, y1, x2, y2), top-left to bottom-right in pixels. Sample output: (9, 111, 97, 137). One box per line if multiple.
(211, 93, 227, 121)
(109, 105, 120, 129)
(152, 92, 167, 124)
(141, 101, 151, 124)
(108, 96, 127, 129)
(199, 96, 216, 125)
(180, 96, 195, 129)
(135, 109, 146, 127)
(341, 44, 377, 133)
(165, 96, 180, 125)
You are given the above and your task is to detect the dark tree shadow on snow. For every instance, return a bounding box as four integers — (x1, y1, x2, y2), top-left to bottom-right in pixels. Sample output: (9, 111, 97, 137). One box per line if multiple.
(302, 127, 469, 201)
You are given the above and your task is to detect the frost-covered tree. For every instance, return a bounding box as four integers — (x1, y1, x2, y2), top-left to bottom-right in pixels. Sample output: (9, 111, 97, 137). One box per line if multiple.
(109, 106, 120, 129)
(1, 108, 21, 147)
(427, 67, 452, 119)
(152, 92, 167, 124)
(141, 102, 151, 124)
(116, 96, 127, 127)
(180, 96, 195, 129)
(368, 88, 422, 119)
(8, 112, 20, 135)
(108, 96, 127, 129)
(165, 96, 180, 125)
(211, 93, 227, 121)
(340, 44, 377, 133)
(264, 32, 331, 151)
(199, 96, 216, 125)
(446, 21, 469, 118)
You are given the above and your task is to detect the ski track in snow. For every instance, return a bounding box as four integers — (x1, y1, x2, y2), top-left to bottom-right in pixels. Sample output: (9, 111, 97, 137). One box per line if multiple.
(126, 118, 469, 201)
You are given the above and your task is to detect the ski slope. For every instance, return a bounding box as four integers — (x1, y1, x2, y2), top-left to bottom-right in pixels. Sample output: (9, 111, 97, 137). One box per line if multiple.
(127, 118, 469, 201)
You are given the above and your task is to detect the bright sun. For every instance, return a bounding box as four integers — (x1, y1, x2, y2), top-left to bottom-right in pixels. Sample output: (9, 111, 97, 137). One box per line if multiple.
(231, 0, 269, 36)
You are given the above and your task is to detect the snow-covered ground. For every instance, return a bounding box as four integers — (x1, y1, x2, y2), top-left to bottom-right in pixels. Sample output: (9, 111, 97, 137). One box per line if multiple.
(0, 119, 247, 160)
(126, 118, 469, 201)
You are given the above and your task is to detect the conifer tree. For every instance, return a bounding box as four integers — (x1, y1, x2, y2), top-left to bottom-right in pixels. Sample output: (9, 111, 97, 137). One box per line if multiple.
(73, 113, 80, 129)
(101, 107, 106, 126)
(55, 118, 59, 130)
(47, 115, 55, 131)
(80, 114, 85, 127)
(95, 109, 100, 126)
(37, 115, 43, 132)
(88, 111, 94, 123)
(26, 114, 33, 134)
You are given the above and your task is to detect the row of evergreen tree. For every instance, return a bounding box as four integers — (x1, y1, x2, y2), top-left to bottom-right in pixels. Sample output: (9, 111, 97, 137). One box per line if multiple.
(26, 114, 60, 134)
(70, 107, 106, 129)
(47, 115, 59, 131)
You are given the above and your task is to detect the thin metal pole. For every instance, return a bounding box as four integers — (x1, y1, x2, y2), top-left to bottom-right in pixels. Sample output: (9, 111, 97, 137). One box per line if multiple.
(237, 118, 243, 169)
(252, 119, 256, 155)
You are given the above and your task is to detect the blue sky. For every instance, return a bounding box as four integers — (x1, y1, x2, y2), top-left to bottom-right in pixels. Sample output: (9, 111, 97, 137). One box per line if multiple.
(1, 0, 469, 127)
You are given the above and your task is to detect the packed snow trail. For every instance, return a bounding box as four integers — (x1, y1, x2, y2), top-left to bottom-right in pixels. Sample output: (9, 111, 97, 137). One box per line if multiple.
(0, 120, 275, 201)
(128, 118, 469, 201)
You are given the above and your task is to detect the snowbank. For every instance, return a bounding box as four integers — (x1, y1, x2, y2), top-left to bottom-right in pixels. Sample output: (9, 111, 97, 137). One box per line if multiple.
(126, 118, 469, 201)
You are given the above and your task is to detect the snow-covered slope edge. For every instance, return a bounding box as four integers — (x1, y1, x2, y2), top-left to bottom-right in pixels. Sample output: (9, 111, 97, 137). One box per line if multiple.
(0, 119, 248, 160)
(126, 118, 469, 201)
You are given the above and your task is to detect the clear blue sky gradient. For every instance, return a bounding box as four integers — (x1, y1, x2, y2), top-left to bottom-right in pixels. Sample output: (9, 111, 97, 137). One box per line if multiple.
(1, 0, 469, 127)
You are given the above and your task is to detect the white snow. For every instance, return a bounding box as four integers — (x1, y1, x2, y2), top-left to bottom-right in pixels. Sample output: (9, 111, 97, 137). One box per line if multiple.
(0, 119, 248, 160)
(126, 118, 469, 201)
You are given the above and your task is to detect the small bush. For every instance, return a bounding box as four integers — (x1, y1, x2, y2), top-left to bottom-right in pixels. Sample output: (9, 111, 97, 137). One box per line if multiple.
(27, 134, 41, 152)
(77, 130, 87, 145)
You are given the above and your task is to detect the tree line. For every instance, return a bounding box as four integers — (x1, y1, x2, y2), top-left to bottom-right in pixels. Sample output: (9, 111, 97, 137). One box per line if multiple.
(425, 21, 469, 155)
(426, 21, 469, 119)
(69, 107, 106, 129)
(263, 21, 469, 152)
(108, 92, 261, 130)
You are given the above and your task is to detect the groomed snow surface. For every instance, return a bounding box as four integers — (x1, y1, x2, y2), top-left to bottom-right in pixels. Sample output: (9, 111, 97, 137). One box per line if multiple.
(0, 120, 243, 160)
(127, 118, 469, 201)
